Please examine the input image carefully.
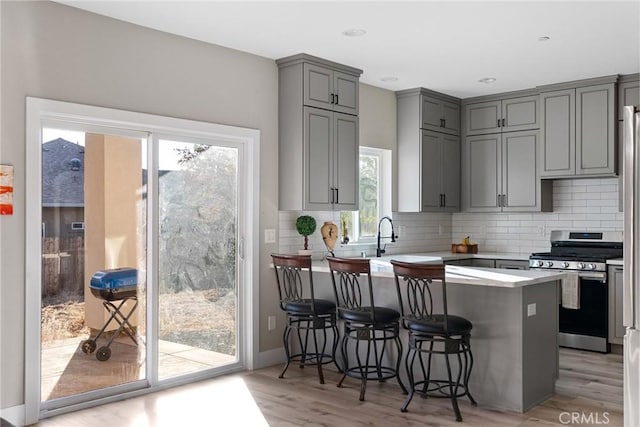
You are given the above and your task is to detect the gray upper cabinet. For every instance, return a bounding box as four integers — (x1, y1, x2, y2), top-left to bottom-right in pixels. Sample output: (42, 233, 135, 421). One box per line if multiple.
(465, 130, 550, 212)
(397, 88, 461, 212)
(277, 54, 362, 211)
(539, 77, 617, 178)
(422, 95, 461, 135)
(540, 89, 575, 176)
(576, 84, 616, 176)
(420, 130, 460, 212)
(304, 63, 359, 115)
(304, 107, 358, 210)
(465, 95, 538, 135)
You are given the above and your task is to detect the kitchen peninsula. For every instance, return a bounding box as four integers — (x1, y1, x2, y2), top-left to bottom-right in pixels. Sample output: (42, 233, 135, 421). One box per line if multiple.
(311, 257, 567, 413)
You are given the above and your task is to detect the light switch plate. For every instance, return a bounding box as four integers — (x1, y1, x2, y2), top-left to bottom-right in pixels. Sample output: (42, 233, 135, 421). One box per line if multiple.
(268, 315, 276, 331)
(265, 228, 276, 243)
(527, 303, 537, 317)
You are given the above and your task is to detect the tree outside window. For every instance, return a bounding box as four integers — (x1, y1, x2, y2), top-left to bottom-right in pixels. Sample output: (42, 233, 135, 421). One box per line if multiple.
(341, 147, 383, 243)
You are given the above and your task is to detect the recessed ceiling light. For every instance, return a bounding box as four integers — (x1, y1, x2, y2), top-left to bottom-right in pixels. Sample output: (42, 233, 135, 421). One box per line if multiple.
(342, 28, 367, 37)
(380, 76, 398, 82)
(478, 77, 497, 84)
(538, 36, 551, 42)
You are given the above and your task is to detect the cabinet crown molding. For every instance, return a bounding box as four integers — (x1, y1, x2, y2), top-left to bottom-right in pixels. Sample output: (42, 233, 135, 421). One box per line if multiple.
(462, 88, 539, 105)
(395, 87, 461, 103)
(537, 74, 619, 93)
(276, 53, 363, 76)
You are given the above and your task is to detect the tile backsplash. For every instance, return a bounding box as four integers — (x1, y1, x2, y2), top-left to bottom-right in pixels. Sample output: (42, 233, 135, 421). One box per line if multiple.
(452, 178, 623, 254)
(278, 178, 623, 258)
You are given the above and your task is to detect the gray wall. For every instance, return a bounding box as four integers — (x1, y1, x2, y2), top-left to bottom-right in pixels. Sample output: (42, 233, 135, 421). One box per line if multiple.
(0, 1, 280, 409)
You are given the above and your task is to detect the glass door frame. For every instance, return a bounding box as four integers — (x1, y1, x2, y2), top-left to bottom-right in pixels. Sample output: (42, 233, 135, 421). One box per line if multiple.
(25, 97, 260, 424)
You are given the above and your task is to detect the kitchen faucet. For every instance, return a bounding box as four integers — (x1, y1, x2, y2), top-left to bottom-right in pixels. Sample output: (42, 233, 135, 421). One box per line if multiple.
(376, 216, 397, 257)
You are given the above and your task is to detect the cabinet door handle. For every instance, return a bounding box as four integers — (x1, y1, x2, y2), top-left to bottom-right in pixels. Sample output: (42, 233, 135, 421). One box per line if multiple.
(497, 194, 502, 207)
(335, 94, 339, 105)
(330, 187, 334, 203)
(502, 194, 507, 207)
(330, 94, 335, 104)
(497, 119, 501, 128)
(443, 194, 446, 207)
(335, 188, 339, 204)
(502, 118, 505, 127)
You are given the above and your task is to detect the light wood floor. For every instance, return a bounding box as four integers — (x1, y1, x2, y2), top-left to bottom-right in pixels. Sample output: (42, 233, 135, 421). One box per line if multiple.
(35, 348, 623, 426)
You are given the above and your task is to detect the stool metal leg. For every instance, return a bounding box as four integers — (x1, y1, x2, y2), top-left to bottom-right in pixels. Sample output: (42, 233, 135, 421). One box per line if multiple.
(279, 322, 293, 379)
(312, 320, 325, 384)
(444, 350, 463, 422)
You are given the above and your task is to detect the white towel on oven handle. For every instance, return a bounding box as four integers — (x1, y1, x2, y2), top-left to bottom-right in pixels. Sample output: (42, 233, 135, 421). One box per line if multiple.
(561, 271, 580, 310)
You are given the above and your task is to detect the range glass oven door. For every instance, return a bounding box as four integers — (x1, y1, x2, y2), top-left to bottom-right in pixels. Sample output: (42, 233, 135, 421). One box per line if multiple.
(558, 271, 609, 353)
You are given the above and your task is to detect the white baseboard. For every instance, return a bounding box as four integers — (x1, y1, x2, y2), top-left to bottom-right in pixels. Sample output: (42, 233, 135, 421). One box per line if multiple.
(253, 347, 285, 369)
(0, 404, 25, 426)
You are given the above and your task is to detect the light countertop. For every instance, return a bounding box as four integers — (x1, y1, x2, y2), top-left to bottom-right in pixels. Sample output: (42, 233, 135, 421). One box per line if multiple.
(312, 257, 566, 288)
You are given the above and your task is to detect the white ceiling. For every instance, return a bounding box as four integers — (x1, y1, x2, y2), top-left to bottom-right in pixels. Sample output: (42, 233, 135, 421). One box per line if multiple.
(57, 1, 640, 98)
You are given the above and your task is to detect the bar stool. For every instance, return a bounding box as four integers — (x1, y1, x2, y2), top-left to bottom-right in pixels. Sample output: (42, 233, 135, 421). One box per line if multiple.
(391, 261, 477, 421)
(326, 256, 407, 401)
(271, 253, 339, 384)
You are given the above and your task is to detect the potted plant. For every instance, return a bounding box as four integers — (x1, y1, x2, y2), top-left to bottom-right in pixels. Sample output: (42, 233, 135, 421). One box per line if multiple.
(295, 215, 316, 255)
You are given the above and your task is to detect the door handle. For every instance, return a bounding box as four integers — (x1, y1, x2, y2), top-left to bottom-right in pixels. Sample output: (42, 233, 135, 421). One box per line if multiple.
(335, 188, 339, 204)
(502, 118, 505, 127)
(497, 119, 501, 128)
(330, 187, 335, 203)
(239, 237, 245, 260)
(335, 94, 338, 105)
(443, 194, 446, 207)
(330, 94, 335, 104)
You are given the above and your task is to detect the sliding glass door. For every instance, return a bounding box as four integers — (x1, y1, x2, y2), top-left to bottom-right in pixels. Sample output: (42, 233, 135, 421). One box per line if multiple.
(25, 98, 257, 423)
(156, 138, 239, 380)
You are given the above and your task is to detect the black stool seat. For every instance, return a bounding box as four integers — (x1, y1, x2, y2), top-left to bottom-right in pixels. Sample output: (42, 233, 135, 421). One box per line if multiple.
(392, 260, 477, 422)
(340, 306, 401, 325)
(407, 315, 472, 336)
(286, 299, 336, 315)
(272, 254, 340, 385)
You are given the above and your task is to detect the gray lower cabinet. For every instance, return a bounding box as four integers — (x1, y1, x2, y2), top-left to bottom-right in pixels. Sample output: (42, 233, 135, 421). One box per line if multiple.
(304, 107, 358, 210)
(465, 130, 549, 212)
(608, 265, 624, 345)
(540, 80, 616, 178)
(495, 259, 529, 270)
(465, 95, 538, 135)
(277, 54, 362, 211)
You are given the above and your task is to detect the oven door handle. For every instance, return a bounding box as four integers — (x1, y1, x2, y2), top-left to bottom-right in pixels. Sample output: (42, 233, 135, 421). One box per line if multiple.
(576, 271, 607, 282)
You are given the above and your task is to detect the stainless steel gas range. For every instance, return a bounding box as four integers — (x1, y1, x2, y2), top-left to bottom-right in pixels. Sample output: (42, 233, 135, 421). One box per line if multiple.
(529, 230, 623, 353)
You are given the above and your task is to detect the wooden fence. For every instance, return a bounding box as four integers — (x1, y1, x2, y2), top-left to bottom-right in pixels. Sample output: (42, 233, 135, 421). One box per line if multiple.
(42, 236, 85, 298)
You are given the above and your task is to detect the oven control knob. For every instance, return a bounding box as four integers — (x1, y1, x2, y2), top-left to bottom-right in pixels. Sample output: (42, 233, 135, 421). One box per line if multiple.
(588, 263, 597, 270)
(561, 262, 570, 268)
(577, 263, 585, 269)
(545, 261, 554, 268)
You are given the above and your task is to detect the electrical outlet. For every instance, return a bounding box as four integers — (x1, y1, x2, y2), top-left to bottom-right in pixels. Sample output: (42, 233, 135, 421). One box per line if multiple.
(527, 303, 537, 317)
(268, 315, 276, 331)
(265, 228, 276, 243)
